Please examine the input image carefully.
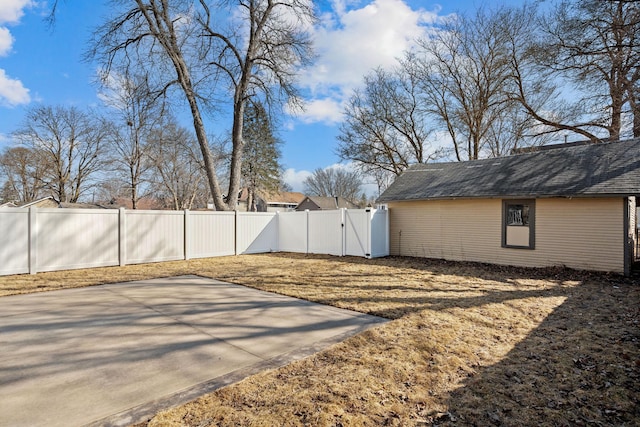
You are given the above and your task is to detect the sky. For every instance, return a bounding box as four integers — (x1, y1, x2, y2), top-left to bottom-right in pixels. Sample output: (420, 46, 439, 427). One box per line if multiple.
(0, 0, 519, 195)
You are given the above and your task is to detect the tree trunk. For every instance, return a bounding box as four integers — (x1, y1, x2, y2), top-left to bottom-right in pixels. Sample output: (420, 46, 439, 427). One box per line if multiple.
(227, 99, 245, 209)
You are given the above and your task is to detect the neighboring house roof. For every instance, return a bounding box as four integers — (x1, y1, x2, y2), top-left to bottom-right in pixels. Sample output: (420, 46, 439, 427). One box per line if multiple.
(296, 196, 359, 210)
(18, 196, 59, 208)
(105, 197, 166, 210)
(237, 189, 306, 212)
(237, 188, 251, 203)
(58, 202, 113, 209)
(266, 191, 306, 205)
(15, 197, 118, 209)
(377, 138, 640, 203)
(238, 189, 306, 205)
(0, 202, 17, 208)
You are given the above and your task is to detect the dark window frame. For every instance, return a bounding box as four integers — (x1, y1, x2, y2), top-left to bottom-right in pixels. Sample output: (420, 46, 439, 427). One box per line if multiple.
(502, 199, 536, 249)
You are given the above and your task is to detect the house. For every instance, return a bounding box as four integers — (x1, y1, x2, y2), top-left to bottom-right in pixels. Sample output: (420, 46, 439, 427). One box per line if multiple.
(264, 191, 306, 212)
(295, 196, 359, 211)
(0, 202, 17, 208)
(236, 187, 267, 212)
(14, 196, 117, 210)
(103, 197, 166, 210)
(57, 202, 114, 209)
(236, 189, 306, 212)
(376, 138, 640, 275)
(18, 196, 59, 209)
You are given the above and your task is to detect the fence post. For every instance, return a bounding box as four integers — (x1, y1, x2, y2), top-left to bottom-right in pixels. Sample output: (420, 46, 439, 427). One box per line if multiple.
(275, 211, 280, 253)
(184, 209, 190, 260)
(234, 210, 239, 256)
(118, 207, 126, 267)
(341, 208, 346, 257)
(386, 208, 390, 256)
(305, 209, 310, 255)
(365, 208, 372, 259)
(28, 207, 37, 275)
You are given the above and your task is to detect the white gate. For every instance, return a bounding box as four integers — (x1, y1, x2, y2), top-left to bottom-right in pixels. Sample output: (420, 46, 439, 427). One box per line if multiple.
(344, 209, 369, 257)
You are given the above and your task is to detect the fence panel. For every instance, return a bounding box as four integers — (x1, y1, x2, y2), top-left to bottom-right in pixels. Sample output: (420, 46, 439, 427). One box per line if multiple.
(344, 209, 369, 257)
(308, 210, 344, 256)
(36, 208, 120, 272)
(125, 210, 184, 264)
(0, 209, 29, 275)
(0, 207, 390, 276)
(187, 211, 235, 258)
(370, 209, 390, 258)
(278, 211, 308, 253)
(236, 212, 278, 254)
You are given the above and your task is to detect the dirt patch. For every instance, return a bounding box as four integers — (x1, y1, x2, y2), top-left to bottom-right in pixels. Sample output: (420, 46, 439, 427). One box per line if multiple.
(2, 253, 638, 426)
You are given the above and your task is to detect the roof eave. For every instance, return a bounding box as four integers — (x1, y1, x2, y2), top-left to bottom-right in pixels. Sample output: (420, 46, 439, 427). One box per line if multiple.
(377, 192, 640, 204)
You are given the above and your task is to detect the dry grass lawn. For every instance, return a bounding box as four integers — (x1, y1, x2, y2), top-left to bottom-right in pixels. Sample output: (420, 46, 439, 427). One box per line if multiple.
(1, 253, 638, 426)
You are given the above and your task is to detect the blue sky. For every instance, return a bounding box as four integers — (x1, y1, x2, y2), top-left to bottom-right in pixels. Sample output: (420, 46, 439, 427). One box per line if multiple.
(0, 0, 519, 193)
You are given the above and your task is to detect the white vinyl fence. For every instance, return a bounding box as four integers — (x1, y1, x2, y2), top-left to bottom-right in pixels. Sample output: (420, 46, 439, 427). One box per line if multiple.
(0, 207, 388, 276)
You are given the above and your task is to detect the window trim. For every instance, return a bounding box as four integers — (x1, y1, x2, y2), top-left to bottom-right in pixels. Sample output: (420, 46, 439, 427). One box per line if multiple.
(502, 199, 536, 249)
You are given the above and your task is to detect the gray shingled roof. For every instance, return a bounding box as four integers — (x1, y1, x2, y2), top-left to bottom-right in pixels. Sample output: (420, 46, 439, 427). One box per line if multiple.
(297, 196, 358, 210)
(377, 138, 640, 203)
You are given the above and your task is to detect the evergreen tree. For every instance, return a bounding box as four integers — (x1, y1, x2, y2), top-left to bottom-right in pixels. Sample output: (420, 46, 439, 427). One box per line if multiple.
(241, 102, 284, 212)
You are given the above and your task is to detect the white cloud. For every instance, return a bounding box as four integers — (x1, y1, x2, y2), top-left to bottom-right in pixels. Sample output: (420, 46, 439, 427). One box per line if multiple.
(0, 27, 13, 56)
(299, 98, 344, 124)
(0, 68, 30, 106)
(96, 70, 129, 110)
(283, 168, 313, 192)
(0, 0, 33, 107)
(295, 0, 446, 124)
(0, 0, 33, 24)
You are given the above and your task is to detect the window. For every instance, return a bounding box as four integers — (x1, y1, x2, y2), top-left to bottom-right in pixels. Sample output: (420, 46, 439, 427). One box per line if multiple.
(502, 200, 535, 249)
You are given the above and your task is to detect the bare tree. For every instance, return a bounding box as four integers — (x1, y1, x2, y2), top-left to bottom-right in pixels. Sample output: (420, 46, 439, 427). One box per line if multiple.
(90, 0, 315, 210)
(337, 66, 442, 175)
(146, 119, 209, 210)
(631, 75, 640, 137)
(0, 146, 47, 203)
(13, 105, 109, 203)
(100, 71, 163, 209)
(303, 167, 362, 203)
(531, 0, 640, 140)
(415, 8, 519, 160)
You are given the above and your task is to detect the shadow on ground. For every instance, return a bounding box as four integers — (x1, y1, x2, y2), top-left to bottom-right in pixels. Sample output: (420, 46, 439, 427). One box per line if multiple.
(429, 276, 640, 426)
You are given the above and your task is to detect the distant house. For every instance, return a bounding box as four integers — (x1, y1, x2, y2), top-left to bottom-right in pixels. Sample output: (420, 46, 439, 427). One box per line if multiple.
(14, 197, 117, 210)
(296, 196, 359, 211)
(104, 197, 166, 210)
(57, 202, 114, 209)
(264, 191, 306, 212)
(377, 138, 640, 275)
(236, 189, 306, 212)
(0, 202, 17, 208)
(235, 188, 254, 211)
(18, 197, 59, 209)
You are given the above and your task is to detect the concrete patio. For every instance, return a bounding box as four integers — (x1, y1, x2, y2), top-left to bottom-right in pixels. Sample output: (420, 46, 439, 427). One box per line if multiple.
(0, 275, 387, 426)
